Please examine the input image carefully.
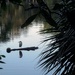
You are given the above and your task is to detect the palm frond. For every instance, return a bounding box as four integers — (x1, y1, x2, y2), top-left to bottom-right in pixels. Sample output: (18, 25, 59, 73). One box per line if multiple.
(38, 1, 75, 74)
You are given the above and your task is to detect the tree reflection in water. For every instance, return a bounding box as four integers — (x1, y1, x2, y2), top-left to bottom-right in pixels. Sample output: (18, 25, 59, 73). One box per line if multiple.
(0, 0, 39, 69)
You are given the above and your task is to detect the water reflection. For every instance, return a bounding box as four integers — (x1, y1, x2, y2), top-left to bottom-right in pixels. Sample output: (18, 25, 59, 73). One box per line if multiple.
(0, 21, 49, 75)
(0, 3, 39, 42)
(0, 1, 52, 75)
(0, 5, 50, 74)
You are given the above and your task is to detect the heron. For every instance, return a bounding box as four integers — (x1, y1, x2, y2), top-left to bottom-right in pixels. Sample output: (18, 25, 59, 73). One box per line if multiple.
(19, 41, 22, 47)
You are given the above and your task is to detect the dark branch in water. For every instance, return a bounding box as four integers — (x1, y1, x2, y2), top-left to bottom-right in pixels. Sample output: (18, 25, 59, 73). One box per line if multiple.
(6, 47, 38, 53)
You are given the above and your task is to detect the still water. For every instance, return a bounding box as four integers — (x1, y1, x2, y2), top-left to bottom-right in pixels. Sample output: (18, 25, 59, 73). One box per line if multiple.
(0, 22, 47, 75)
(0, 1, 54, 75)
(0, 22, 53, 75)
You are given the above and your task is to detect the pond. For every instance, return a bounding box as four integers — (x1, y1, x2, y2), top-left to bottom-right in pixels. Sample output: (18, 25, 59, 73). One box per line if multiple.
(0, 22, 47, 75)
(0, 2, 53, 75)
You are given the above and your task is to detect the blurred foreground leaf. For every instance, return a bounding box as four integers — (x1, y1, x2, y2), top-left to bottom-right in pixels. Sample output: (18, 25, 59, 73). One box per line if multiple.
(1, 55, 6, 58)
(0, 61, 5, 64)
(21, 13, 39, 28)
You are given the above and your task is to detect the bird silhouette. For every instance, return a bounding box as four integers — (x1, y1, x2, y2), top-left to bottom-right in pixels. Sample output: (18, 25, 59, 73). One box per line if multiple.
(19, 41, 22, 47)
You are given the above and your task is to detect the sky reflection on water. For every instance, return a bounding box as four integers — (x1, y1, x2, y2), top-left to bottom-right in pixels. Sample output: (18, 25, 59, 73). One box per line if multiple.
(0, 22, 53, 75)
